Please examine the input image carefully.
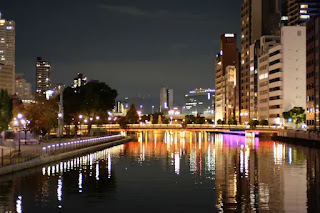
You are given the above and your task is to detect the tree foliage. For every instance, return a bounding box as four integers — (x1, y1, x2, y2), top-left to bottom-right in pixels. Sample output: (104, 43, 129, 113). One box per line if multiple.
(249, 119, 259, 129)
(63, 81, 118, 134)
(0, 90, 13, 132)
(126, 104, 139, 124)
(259, 119, 269, 126)
(228, 118, 237, 125)
(283, 107, 306, 126)
(24, 97, 58, 136)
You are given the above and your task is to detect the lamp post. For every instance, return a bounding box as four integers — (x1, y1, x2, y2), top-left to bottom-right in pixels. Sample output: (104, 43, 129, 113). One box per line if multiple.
(79, 115, 83, 139)
(96, 116, 100, 136)
(58, 113, 63, 146)
(84, 119, 88, 136)
(15, 113, 25, 154)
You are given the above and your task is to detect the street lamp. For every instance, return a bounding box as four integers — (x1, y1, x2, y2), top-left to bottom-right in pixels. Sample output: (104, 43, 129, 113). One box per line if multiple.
(96, 116, 100, 136)
(84, 119, 88, 136)
(79, 115, 83, 138)
(14, 113, 26, 154)
(58, 113, 63, 146)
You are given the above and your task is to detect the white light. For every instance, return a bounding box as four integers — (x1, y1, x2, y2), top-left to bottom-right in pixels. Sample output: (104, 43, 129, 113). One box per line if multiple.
(17, 113, 23, 119)
(225, 33, 235, 37)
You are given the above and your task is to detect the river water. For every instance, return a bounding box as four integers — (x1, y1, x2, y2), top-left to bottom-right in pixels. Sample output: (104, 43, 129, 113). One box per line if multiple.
(0, 131, 319, 213)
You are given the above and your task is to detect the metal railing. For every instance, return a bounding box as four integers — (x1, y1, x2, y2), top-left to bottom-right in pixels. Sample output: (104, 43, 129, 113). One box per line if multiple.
(0, 135, 124, 168)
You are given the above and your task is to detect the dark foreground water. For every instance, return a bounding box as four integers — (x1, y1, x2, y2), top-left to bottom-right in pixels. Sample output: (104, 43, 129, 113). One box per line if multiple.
(0, 131, 320, 213)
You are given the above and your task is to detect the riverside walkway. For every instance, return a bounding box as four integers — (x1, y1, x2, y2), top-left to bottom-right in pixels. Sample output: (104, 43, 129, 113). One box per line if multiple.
(0, 135, 129, 176)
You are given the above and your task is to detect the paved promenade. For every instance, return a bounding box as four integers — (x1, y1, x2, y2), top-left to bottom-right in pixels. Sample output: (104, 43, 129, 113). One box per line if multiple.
(0, 135, 125, 168)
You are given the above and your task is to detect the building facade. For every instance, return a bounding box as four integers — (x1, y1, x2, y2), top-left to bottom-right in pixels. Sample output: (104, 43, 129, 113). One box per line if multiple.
(215, 33, 239, 123)
(240, 0, 280, 123)
(257, 26, 306, 125)
(306, 16, 320, 130)
(0, 14, 15, 95)
(73, 73, 87, 88)
(184, 88, 215, 116)
(36, 57, 51, 97)
(160, 88, 173, 112)
(15, 73, 34, 102)
(287, 0, 320, 26)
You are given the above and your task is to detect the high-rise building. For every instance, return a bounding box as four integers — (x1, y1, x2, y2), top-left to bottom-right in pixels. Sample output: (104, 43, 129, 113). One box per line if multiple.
(250, 36, 281, 120)
(73, 73, 87, 88)
(240, 0, 280, 123)
(15, 73, 34, 102)
(184, 88, 215, 116)
(215, 33, 239, 123)
(287, 0, 320, 26)
(306, 16, 320, 130)
(0, 13, 15, 95)
(257, 26, 306, 125)
(36, 57, 51, 97)
(160, 88, 173, 112)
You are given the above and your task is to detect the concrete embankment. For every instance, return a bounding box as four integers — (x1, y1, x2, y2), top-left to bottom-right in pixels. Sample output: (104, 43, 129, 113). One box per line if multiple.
(272, 130, 320, 148)
(272, 135, 320, 148)
(0, 137, 131, 176)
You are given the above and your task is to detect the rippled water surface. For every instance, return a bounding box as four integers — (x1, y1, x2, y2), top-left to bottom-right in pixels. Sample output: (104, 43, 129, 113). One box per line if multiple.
(0, 131, 319, 213)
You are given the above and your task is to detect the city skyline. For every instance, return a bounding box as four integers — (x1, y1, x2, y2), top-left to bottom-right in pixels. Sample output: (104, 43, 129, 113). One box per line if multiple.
(1, 0, 243, 105)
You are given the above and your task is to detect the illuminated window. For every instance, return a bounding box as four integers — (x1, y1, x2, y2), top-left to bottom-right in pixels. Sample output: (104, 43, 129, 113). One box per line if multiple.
(300, 15, 310, 19)
(300, 4, 308, 9)
(259, 73, 268, 80)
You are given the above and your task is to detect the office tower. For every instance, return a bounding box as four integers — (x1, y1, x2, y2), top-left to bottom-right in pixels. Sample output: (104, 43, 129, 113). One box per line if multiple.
(287, 0, 320, 26)
(36, 57, 51, 97)
(215, 33, 239, 123)
(249, 36, 281, 120)
(160, 88, 173, 112)
(257, 26, 306, 125)
(184, 88, 215, 116)
(15, 73, 34, 102)
(73, 73, 87, 88)
(306, 17, 320, 130)
(0, 13, 15, 95)
(240, 0, 280, 123)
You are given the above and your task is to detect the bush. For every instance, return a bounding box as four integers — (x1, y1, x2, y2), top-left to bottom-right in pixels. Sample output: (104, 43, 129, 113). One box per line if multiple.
(217, 119, 222, 124)
(259, 120, 268, 126)
(249, 119, 259, 129)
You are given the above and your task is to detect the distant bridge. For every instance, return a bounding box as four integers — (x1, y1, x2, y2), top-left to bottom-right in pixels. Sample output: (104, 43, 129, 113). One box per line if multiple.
(88, 124, 278, 134)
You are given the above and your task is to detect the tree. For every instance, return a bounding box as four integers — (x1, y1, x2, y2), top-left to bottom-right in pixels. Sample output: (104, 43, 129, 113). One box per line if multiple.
(228, 118, 234, 126)
(24, 97, 58, 137)
(283, 107, 306, 127)
(63, 81, 118, 135)
(259, 119, 269, 126)
(185, 115, 196, 124)
(117, 117, 129, 129)
(126, 104, 139, 124)
(195, 115, 205, 124)
(0, 90, 13, 133)
(249, 119, 259, 129)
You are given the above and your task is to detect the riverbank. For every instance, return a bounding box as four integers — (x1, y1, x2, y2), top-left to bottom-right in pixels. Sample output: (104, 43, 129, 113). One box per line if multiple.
(273, 130, 320, 148)
(0, 136, 131, 176)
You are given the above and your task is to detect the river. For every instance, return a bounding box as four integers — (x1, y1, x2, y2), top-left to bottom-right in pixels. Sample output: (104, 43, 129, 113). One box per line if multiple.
(0, 131, 319, 213)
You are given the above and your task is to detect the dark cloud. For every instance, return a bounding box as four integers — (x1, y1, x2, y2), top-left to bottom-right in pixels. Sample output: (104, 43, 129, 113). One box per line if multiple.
(97, 4, 210, 21)
(1, 0, 242, 105)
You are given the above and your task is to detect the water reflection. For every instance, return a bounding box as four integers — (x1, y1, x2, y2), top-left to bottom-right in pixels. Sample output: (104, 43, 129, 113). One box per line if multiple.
(0, 131, 319, 212)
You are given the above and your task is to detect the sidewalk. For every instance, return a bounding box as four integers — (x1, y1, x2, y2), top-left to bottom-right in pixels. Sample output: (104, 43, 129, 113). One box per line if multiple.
(0, 135, 122, 167)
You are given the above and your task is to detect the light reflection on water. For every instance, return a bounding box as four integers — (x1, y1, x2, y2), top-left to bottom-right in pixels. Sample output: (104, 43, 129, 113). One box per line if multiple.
(0, 131, 319, 213)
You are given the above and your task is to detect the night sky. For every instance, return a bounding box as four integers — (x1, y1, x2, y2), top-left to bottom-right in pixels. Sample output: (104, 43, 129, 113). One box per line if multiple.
(1, 0, 242, 105)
